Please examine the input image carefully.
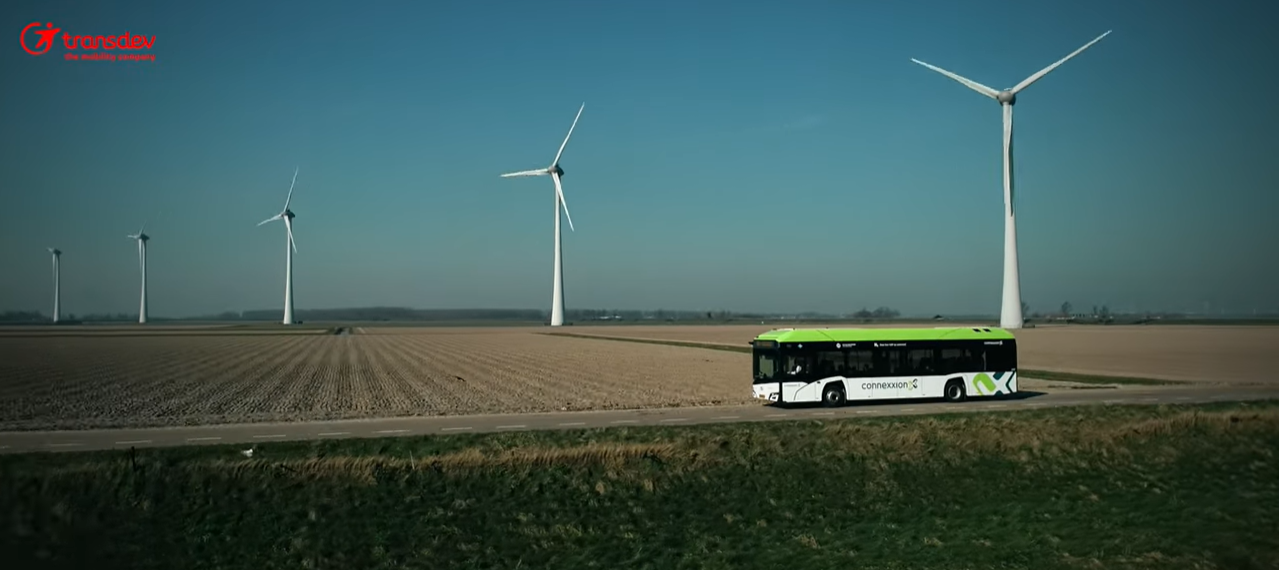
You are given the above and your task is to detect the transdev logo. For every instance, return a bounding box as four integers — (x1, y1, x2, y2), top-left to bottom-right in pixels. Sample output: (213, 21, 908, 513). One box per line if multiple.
(20, 22, 156, 62)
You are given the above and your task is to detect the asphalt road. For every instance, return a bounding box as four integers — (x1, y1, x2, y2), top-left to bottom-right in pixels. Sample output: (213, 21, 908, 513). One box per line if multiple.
(2, 384, 1277, 455)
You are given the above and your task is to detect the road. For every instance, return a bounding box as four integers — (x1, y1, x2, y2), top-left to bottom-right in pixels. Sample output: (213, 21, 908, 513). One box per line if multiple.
(2, 384, 1276, 455)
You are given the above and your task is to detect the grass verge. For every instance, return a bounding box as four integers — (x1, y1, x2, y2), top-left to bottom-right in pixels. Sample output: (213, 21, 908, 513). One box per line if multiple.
(545, 332, 1183, 386)
(4, 401, 1278, 569)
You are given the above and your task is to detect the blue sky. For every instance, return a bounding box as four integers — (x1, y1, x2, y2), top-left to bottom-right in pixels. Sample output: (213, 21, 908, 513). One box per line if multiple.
(1, 0, 1276, 317)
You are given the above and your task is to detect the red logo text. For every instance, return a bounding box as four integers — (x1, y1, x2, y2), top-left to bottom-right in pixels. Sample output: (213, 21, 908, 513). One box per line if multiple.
(20, 22, 156, 62)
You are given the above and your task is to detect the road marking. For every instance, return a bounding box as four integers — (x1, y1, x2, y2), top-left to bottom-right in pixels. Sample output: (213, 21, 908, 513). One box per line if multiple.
(610, 420, 638, 424)
(658, 418, 688, 423)
(47, 442, 82, 448)
(1175, 397, 1192, 401)
(902, 408, 918, 412)
(811, 412, 835, 416)
(441, 427, 473, 432)
(373, 429, 408, 435)
(986, 404, 1006, 409)
(765, 413, 788, 418)
(496, 425, 527, 430)
(856, 410, 877, 414)
(318, 432, 350, 436)
(712, 415, 740, 420)
(558, 422, 586, 427)
(115, 440, 152, 445)
(253, 434, 286, 439)
(1138, 398, 1159, 403)
(1103, 400, 1121, 405)
(186, 437, 221, 442)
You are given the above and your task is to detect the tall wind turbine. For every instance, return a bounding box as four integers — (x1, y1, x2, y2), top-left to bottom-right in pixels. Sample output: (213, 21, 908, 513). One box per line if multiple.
(911, 31, 1110, 329)
(501, 103, 584, 327)
(47, 247, 61, 324)
(127, 222, 150, 324)
(257, 168, 299, 325)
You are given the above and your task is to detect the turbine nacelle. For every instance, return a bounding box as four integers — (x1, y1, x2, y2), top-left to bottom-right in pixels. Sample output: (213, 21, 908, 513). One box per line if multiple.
(47, 247, 61, 256)
(551, 164, 564, 177)
(996, 90, 1017, 105)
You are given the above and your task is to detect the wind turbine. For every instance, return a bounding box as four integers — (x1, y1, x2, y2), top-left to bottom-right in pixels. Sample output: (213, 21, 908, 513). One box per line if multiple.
(127, 222, 150, 324)
(501, 103, 584, 327)
(257, 167, 299, 325)
(911, 30, 1110, 329)
(46, 247, 61, 324)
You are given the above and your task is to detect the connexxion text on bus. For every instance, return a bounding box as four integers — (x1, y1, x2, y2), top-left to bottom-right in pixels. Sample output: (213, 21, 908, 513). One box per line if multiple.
(750, 327, 1017, 406)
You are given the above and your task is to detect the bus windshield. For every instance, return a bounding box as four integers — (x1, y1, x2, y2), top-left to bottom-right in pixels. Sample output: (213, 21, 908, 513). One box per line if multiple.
(753, 350, 780, 383)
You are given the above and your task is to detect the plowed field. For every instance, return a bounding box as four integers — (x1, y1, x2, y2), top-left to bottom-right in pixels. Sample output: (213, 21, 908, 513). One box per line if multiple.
(0, 330, 750, 431)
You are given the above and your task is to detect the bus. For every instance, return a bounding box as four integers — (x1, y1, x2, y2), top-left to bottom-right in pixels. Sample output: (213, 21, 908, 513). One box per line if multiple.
(750, 327, 1017, 406)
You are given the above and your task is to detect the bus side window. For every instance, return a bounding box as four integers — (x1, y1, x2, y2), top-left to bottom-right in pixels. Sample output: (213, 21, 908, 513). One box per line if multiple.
(906, 348, 933, 376)
(965, 348, 987, 371)
(940, 348, 965, 374)
(987, 345, 1015, 371)
(786, 353, 814, 379)
(883, 349, 907, 375)
(847, 349, 874, 377)
(816, 350, 845, 377)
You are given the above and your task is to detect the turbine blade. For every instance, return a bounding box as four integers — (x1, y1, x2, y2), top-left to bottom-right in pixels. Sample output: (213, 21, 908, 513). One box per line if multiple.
(1011, 30, 1111, 95)
(552, 172, 574, 232)
(501, 169, 549, 178)
(283, 167, 298, 211)
(285, 218, 297, 253)
(550, 103, 585, 167)
(258, 214, 282, 226)
(910, 59, 999, 98)
(139, 220, 147, 235)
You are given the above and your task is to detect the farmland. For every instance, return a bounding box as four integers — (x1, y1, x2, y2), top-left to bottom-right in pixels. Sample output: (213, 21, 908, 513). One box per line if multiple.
(0, 324, 1275, 432)
(0, 328, 751, 431)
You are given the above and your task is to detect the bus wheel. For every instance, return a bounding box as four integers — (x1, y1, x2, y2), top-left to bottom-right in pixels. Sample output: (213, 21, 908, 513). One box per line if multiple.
(822, 385, 846, 407)
(944, 380, 966, 402)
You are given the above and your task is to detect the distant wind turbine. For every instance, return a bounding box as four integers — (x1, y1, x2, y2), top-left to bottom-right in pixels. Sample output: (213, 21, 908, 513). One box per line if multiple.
(257, 168, 299, 325)
(500, 103, 585, 327)
(47, 247, 61, 324)
(911, 30, 1111, 329)
(126, 222, 150, 324)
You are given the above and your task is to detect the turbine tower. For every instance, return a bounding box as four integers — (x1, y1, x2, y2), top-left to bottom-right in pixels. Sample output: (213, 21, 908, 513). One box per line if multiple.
(911, 31, 1110, 329)
(127, 222, 150, 324)
(47, 247, 62, 324)
(501, 103, 584, 327)
(257, 167, 299, 325)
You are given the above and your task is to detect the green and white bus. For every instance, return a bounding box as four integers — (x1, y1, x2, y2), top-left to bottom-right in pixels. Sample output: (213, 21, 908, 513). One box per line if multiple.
(751, 327, 1017, 406)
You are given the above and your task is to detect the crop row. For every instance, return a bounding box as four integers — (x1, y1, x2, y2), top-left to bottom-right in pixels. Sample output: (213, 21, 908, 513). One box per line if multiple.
(0, 331, 751, 431)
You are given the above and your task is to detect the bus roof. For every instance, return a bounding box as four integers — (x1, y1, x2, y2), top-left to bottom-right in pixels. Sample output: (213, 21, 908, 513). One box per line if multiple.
(752, 327, 1015, 344)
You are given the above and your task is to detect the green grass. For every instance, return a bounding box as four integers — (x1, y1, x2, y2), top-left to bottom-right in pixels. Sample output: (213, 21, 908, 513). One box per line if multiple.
(544, 332, 1183, 386)
(4, 401, 1278, 569)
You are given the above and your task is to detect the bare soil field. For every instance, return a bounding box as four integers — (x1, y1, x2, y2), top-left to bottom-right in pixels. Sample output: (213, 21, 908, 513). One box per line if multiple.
(572, 324, 1279, 384)
(2, 324, 1273, 432)
(0, 330, 751, 431)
